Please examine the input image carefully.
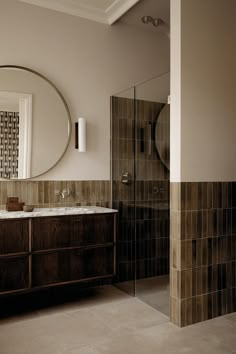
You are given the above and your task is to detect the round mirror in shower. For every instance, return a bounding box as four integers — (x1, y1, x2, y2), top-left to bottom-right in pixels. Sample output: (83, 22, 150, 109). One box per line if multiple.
(155, 104, 170, 170)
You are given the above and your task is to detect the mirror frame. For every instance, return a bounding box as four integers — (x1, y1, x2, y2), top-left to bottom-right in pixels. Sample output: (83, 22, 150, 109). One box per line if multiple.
(0, 65, 72, 180)
(155, 104, 170, 171)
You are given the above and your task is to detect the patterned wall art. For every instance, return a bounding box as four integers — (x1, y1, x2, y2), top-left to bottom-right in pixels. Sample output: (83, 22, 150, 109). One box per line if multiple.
(0, 111, 19, 179)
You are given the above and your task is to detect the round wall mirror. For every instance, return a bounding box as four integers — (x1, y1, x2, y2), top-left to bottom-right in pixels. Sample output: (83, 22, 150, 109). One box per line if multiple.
(0, 65, 71, 179)
(155, 104, 170, 170)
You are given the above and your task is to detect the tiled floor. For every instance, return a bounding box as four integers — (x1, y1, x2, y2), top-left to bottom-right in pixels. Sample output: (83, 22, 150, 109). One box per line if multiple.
(0, 286, 236, 354)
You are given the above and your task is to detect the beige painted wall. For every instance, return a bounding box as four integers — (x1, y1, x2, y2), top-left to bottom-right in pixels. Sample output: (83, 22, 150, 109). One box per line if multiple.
(171, 0, 236, 182)
(0, 0, 170, 180)
(135, 72, 170, 103)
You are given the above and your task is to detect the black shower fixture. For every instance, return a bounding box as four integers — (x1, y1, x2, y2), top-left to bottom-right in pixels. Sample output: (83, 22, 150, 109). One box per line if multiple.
(142, 15, 163, 27)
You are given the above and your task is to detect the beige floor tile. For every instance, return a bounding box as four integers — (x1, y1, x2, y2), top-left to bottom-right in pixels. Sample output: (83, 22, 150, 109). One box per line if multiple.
(66, 333, 166, 354)
(0, 310, 113, 354)
(224, 313, 236, 323)
(77, 297, 169, 333)
(137, 318, 235, 354)
(0, 286, 235, 354)
(64, 346, 100, 354)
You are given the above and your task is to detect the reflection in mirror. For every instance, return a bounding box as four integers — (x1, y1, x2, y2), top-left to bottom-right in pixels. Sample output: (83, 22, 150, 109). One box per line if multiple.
(155, 104, 170, 170)
(0, 91, 32, 179)
(0, 66, 71, 179)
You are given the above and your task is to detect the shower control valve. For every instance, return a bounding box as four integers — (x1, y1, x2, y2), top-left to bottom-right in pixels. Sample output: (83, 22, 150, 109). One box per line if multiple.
(121, 172, 132, 185)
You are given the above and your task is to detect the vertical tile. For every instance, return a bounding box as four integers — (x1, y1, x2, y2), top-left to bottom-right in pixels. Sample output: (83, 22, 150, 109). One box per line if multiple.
(191, 211, 198, 239)
(222, 183, 228, 209)
(186, 298, 193, 326)
(196, 210, 202, 239)
(213, 182, 218, 209)
(185, 211, 192, 240)
(202, 182, 207, 210)
(207, 293, 213, 320)
(217, 208, 223, 236)
(181, 211, 186, 240)
(206, 182, 213, 209)
(202, 210, 208, 238)
(43, 181, 50, 204)
(181, 241, 192, 270)
(181, 182, 186, 211)
(0, 182, 7, 205)
(170, 297, 181, 327)
(202, 294, 209, 321)
(182, 269, 192, 298)
(192, 268, 197, 297)
(191, 182, 198, 210)
(192, 297, 197, 324)
(186, 182, 192, 211)
(196, 239, 203, 267)
(196, 267, 203, 295)
(202, 238, 208, 266)
(202, 265, 208, 294)
(38, 181, 44, 205)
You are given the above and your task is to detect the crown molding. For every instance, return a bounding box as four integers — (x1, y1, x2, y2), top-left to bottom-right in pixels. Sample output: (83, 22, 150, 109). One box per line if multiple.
(18, 0, 108, 24)
(18, 0, 141, 24)
(106, 0, 140, 24)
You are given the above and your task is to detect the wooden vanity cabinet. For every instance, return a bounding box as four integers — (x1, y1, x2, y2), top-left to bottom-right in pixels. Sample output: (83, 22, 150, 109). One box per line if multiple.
(32, 216, 70, 251)
(0, 212, 116, 295)
(32, 214, 114, 251)
(0, 219, 29, 255)
(0, 256, 29, 293)
(0, 219, 29, 294)
(32, 246, 114, 287)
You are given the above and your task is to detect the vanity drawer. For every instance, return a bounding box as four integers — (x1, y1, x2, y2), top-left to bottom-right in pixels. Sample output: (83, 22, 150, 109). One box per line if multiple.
(32, 214, 115, 251)
(70, 214, 114, 247)
(0, 255, 29, 293)
(32, 216, 70, 251)
(0, 219, 29, 255)
(32, 246, 114, 287)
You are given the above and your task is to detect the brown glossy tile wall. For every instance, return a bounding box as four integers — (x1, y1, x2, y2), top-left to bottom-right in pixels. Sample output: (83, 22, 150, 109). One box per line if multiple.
(0, 180, 110, 210)
(170, 182, 236, 327)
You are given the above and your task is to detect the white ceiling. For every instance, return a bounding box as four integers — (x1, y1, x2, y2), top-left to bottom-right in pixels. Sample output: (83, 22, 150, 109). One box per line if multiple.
(18, 0, 141, 24)
(120, 0, 170, 35)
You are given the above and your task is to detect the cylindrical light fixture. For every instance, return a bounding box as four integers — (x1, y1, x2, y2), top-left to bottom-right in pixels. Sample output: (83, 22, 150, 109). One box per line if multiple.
(75, 117, 86, 152)
(78, 117, 86, 152)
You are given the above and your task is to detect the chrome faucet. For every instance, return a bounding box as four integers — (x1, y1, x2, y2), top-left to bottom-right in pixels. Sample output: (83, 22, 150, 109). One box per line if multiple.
(55, 188, 71, 199)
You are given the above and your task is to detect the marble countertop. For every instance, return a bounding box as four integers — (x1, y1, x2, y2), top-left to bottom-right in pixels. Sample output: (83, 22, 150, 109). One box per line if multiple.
(0, 206, 118, 219)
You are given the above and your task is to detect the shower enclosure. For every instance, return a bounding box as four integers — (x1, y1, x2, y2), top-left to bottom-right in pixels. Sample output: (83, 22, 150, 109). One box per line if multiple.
(111, 73, 170, 316)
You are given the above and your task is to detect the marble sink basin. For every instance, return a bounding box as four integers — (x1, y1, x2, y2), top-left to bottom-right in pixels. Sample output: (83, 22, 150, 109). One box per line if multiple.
(0, 206, 117, 219)
(42, 207, 94, 213)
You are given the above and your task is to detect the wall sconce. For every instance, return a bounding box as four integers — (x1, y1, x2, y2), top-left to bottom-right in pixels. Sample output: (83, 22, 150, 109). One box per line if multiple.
(75, 117, 86, 152)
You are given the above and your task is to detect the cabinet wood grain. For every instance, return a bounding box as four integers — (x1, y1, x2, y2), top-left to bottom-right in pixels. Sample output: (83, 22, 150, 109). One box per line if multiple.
(0, 256, 29, 293)
(32, 216, 70, 251)
(32, 246, 114, 287)
(0, 219, 29, 255)
(70, 214, 114, 247)
(32, 214, 114, 251)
